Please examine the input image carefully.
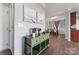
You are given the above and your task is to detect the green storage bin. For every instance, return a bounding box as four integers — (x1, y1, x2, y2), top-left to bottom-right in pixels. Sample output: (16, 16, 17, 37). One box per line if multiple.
(41, 41, 46, 50)
(46, 39, 49, 46)
(32, 44, 40, 55)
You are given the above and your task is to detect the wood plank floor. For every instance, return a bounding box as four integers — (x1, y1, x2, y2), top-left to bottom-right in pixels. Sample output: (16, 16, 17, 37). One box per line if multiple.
(40, 34, 79, 55)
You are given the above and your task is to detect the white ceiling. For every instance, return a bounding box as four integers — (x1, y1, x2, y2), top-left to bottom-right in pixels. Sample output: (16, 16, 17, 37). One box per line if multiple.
(40, 3, 46, 9)
(46, 3, 79, 18)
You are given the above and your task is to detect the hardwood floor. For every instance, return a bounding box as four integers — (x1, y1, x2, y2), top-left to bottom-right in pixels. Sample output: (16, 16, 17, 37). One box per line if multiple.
(40, 34, 79, 55)
(0, 49, 12, 55)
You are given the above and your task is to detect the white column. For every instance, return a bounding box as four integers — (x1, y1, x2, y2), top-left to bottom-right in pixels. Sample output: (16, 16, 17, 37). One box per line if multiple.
(64, 9, 71, 41)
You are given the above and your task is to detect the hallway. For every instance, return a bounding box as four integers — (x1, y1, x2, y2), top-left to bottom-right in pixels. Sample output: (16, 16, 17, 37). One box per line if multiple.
(41, 34, 79, 55)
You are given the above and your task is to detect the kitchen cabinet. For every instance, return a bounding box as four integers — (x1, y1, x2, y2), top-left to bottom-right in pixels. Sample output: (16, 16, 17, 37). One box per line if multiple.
(70, 12, 79, 42)
(71, 29, 79, 42)
(70, 12, 76, 26)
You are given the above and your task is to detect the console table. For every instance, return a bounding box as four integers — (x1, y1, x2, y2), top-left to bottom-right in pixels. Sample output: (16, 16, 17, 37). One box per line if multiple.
(25, 33, 49, 55)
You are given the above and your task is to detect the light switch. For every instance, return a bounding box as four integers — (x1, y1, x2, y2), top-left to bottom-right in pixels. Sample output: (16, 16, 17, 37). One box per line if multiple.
(18, 23, 23, 28)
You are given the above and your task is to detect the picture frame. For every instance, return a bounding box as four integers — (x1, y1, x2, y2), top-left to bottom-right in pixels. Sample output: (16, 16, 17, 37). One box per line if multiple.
(23, 5, 36, 23)
(37, 12, 45, 24)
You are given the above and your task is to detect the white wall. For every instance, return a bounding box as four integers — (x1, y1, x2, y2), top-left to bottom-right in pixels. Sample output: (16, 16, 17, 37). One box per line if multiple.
(76, 15, 79, 30)
(58, 20, 66, 34)
(49, 21, 54, 30)
(0, 4, 3, 51)
(45, 18, 49, 30)
(14, 3, 45, 55)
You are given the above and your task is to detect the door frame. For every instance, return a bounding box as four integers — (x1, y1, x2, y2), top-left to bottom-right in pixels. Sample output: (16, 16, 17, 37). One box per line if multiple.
(9, 3, 15, 54)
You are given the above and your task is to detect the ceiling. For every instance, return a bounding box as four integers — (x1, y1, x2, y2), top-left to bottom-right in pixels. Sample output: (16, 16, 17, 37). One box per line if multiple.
(40, 3, 46, 9)
(46, 3, 79, 18)
(2, 3, 11, 7)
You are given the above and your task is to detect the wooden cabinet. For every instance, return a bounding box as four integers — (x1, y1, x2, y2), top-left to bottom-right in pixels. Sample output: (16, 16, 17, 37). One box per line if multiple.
(71, 29, 79, 42)
(70, 12, 76, 26)
(71, 29, 75, 42)
(70, 12, 79, 42)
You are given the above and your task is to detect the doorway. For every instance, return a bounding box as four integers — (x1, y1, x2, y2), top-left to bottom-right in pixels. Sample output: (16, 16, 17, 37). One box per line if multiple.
(1, 4, 14, 54)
